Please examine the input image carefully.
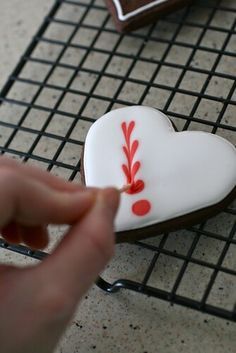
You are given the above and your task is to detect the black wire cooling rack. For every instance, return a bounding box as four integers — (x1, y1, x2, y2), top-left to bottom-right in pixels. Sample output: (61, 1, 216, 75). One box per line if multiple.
(0, 0, 235, 321)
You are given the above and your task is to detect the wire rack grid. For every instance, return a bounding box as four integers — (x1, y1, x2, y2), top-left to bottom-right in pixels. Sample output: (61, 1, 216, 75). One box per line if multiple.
(0, 0, 235, 322)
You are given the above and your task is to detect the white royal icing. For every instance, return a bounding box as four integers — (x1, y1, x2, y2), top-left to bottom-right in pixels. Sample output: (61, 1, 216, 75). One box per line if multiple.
(83, 106, 236, 232)
(112, 0, 169, 21)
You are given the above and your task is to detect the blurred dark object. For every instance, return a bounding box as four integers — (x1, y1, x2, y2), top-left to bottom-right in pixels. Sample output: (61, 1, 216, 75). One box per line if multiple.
(105, 0, 193, 32)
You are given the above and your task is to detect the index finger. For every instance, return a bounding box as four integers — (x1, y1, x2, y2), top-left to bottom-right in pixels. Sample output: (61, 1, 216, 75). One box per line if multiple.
(37, 188, 120, 300)
(0, 169, 96, 228)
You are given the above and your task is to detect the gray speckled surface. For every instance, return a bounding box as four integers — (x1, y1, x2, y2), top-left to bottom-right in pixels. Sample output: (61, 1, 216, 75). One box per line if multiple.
(0, 0, 236, 352)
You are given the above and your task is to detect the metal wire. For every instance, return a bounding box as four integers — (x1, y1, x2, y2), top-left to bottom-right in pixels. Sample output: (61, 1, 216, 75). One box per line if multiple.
(0, 0, 235, 321)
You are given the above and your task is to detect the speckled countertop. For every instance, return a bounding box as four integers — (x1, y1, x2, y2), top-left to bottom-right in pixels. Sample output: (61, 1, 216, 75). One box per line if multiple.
(0, 0, 235, 352)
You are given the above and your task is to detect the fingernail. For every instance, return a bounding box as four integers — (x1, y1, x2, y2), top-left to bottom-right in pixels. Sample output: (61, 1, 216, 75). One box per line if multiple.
(95, 188, 120, 221)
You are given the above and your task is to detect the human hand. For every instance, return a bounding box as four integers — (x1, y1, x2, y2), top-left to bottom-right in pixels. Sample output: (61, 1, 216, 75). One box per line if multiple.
(0, 156, 120, 353)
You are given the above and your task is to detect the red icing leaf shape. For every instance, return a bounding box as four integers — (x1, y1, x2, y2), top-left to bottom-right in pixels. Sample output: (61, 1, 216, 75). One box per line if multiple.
(122, 146, 129, 163)
(131, 161, 140, 180)
(122, 164, 131, 182)
(121, 122, 127, 136)
(127, 121, 135, 138)
(126, 180, 144, 194)
(123, 120, 135, 146)
(130, 140, 139, 161)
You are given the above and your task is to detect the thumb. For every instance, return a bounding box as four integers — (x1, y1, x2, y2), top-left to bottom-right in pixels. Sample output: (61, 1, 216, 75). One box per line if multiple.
(37, 188, 120, 299)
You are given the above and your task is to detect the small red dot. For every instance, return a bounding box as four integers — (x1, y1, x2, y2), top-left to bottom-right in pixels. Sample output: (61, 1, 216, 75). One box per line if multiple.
(132, 199, 151, 216)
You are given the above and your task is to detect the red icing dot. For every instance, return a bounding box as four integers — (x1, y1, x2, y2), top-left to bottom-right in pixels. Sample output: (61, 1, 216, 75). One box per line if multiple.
(132, 200, 151, 216)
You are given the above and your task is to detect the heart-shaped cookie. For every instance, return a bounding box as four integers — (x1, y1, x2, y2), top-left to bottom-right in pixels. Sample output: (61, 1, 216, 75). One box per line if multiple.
(82, 106, 236, 242)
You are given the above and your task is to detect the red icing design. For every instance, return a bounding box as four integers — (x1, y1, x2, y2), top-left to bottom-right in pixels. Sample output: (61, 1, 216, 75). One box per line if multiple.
(132, 200, 151, 216)
(121, 121, 145, 195)
(130, 179, 144, 193)
(121, 120, 152, 217)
